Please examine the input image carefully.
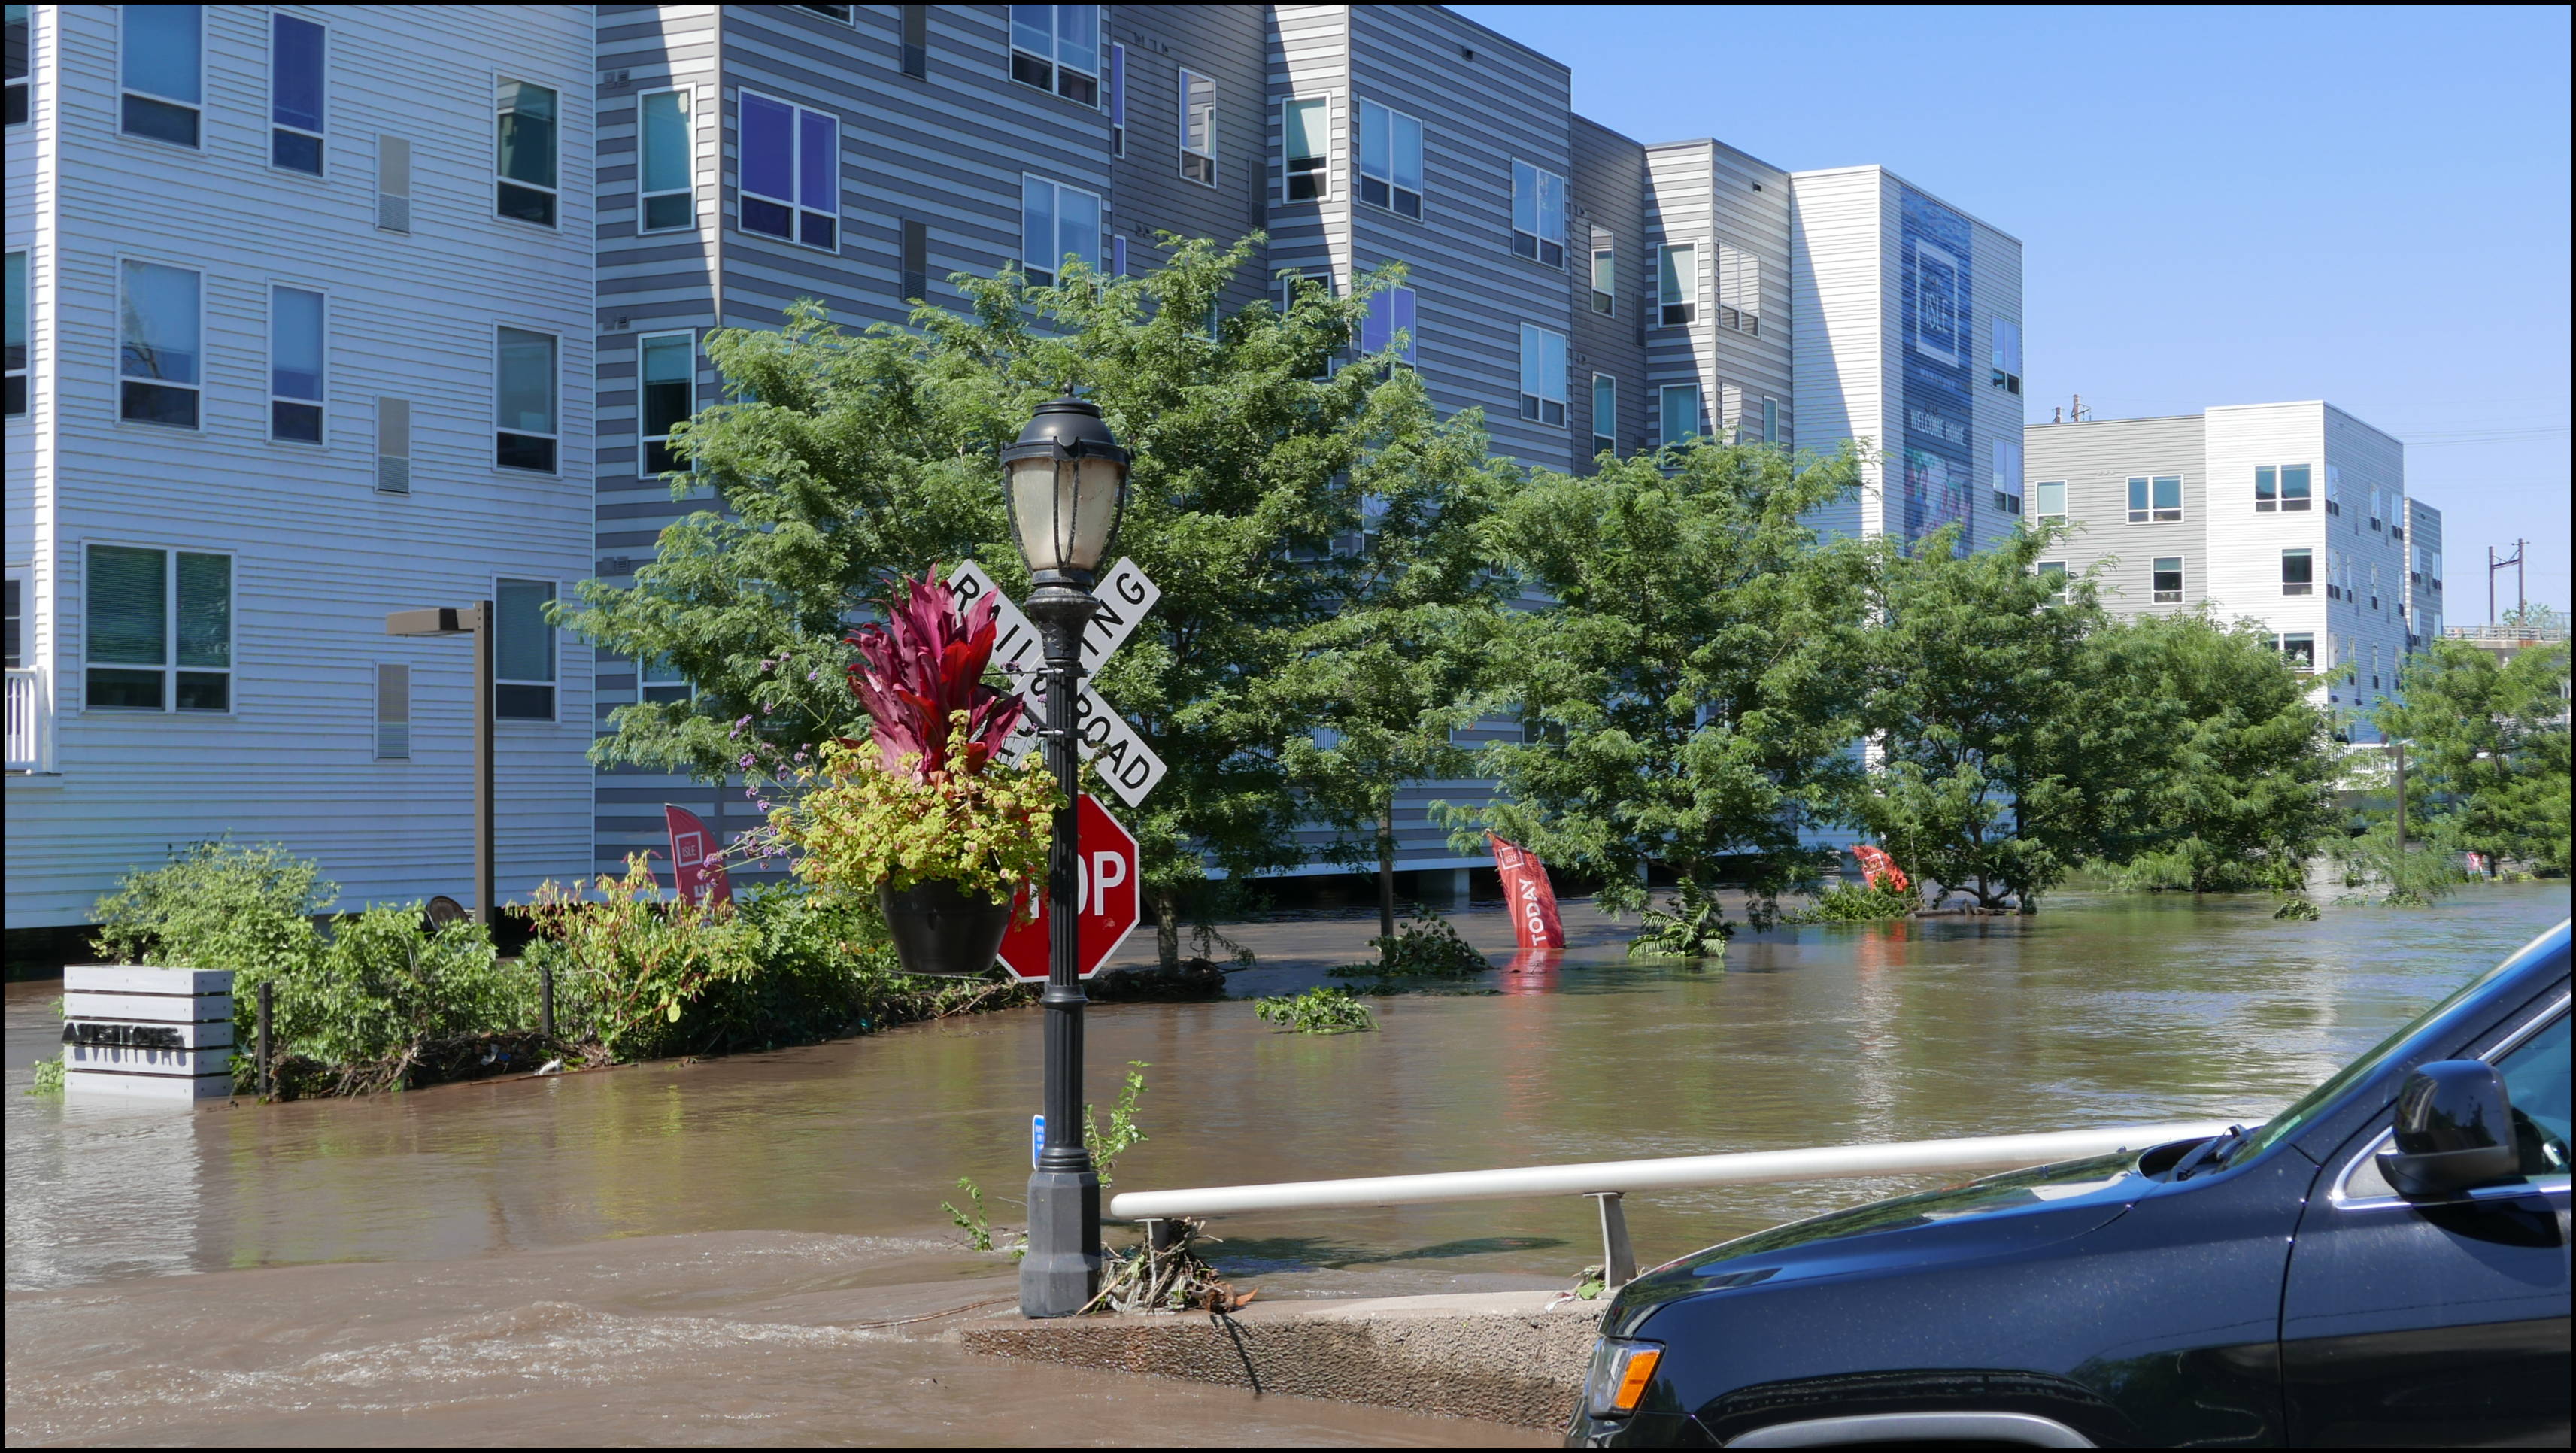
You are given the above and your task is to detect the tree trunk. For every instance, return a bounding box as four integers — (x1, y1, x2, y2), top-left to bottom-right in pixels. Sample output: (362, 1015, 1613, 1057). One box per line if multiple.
(1153, 887, 1182, 972)
(1376, 793, 1397, 948)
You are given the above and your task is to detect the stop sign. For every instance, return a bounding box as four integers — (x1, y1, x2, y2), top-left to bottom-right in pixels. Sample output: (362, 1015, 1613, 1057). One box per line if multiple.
(997, 793, 1140, 981)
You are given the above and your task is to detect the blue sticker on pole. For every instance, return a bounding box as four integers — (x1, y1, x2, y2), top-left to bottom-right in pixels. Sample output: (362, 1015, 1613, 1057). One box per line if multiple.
(1032, 1113, 1045, 1170)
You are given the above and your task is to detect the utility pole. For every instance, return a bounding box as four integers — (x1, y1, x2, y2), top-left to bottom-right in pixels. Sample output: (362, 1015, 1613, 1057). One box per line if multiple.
(2487, 540, 2528, 626)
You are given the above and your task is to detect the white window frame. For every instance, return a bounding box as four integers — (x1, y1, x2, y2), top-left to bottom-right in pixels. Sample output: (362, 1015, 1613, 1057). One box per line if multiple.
(2127, 474, 2182, 524)
(493, 324, 560, 475)
(1510, 159, 1566, 268)
(636, 85, 696, 234)
(1590, 373, 1616, 457)
(1008, 4, 1102, 107)
(494, 74, 560, 229)
(736, 89, 839, 252)
(2277, 632, 2315, 673)
(1655, 243, 1697, 328)
(2034, 480, 2067, 523)
(638, 652, 693, 705)
(80, 541, 233, 715)
(1518, 323, 1566, 428)
(117, 255, 204, 432)
(1280, 94, 1330, 202)
(637, 329, 696, 476)
(1356, 98, 1423, 219)
(375, 661, 410, 760)
(1178, 68, 1216, 187)
(2037, 560, 2068, 604)
(2282, 547, 2314, 596)
(1762, 396, 1781, 446)
(1658, 383, 1702, 447)
(265, 281, 327, 446)
(1107, 42, 1126, 154)
(4, 248, 26, 418)
(2254, 462, 2315, 514)
(1020, 172, 1103, 287)
(2152, 555, 2184, 605)
(492, 575, 558, 723)
(119, 2, 203, 149)
(268, 9, 326, 177)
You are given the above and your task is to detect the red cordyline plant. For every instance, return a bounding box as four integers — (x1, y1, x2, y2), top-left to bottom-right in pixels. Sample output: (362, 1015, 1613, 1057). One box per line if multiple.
(844, 573, 1027, 781)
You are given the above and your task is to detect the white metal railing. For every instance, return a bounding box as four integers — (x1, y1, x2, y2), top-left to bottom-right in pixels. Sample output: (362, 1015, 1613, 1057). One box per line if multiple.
(5, 668, 48, 773)
(2446, 623, 2569, 645)
(1109, 1120, 2235, 1285)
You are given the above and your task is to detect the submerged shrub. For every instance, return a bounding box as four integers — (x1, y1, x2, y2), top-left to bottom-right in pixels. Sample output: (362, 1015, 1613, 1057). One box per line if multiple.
(1254, 986, 1376, 1033)
(1628, 881, 1732, 960)
(1789, 881, 1917, 923)
(1330, 909, 1490, 978)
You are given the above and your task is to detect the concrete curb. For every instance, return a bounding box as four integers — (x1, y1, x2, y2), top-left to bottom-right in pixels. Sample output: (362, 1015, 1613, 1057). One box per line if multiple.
(956, 1288, 1601, 1430)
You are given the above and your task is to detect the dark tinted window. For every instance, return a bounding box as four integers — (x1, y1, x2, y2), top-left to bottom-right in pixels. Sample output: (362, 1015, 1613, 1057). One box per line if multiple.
(2496, 1014, 2570, 1176)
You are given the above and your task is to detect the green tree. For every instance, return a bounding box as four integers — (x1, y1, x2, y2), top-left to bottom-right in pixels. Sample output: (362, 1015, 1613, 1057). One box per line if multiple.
(2374, 638, 2572, 874)
(1848, 521, 2098, 912)
(1448, 441, 1868, 932)
(562, 238, 1464, 969)
(2073, 611, 2337, 892)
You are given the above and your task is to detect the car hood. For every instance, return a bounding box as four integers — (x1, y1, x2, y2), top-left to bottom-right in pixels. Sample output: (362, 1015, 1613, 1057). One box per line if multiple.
(1604, 1149, 2161, 1335)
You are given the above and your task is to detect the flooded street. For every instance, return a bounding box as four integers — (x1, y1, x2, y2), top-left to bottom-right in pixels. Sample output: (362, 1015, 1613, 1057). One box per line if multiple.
(8, 884, 2569, 1445)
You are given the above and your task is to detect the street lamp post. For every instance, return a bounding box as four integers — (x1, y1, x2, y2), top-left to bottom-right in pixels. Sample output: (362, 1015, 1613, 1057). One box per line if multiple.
(386, 602, 496, 927)
(1001, 396, 1131, 1318)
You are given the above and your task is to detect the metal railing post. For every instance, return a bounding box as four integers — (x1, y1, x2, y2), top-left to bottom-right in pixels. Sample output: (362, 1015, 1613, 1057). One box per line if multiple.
(539, 957, 556, 1042)
(256, 980, 274, 1097)
(1589, 1191, 1638, 1288)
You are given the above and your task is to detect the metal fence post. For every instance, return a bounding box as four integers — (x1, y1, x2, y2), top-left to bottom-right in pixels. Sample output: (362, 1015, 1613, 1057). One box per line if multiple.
(1589, 1191, 1638, 1288)
(256, 980, 274, 1098)
(539, 957, 556, 1042)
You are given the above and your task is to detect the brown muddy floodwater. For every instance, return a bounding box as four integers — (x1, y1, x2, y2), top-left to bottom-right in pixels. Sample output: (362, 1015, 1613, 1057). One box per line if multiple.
(8, 884, 2570, 1445)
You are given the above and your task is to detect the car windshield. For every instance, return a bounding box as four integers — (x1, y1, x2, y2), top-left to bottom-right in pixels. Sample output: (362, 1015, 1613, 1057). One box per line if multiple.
(2234, 933, 2557, 1164)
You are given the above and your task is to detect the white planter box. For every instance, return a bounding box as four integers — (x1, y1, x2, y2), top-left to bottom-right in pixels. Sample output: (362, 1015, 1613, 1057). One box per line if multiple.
(61, 966, 238, 1103)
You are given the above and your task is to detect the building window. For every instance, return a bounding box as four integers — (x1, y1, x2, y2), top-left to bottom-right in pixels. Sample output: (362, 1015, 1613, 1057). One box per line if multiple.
(1359, 284, 1415, 366)
(4, 574, 20, 667)
(796, 3, 853, 19)
(2324, 463, 2342, 517)
(494, 326, 557, 473)
(1517, 324, 1566, 426)
(1282, 96, 1327, 201)
(2126, 475, 2181, 523)
(2281, 547, 2314, 596)
(1105, 43, 1124, 151)
(1658, 384, 1702, 447)
(639, 654, 692, 705)
(85, 544, 229, 713)
(1177, 68, 1217, 187)
(1510, 160, 1565, 267)
(3, 250, 23, 417)
(268, 285, 325, 444)
(2152, 556, 2183, 604)
(1591, 374, 1616, 457)
(1989, 317, 2022, 393)
(2034, 480, 2065, 523)
(377, 134, 412, 232)
(1357, 99, 1423, 219)
(495, 79, 558, 227)
(1763, 396, 1781, 446)
(5, 2, 26, 128)
(739, 93, 838, 250)
(2037, 561, 2068, 603)
(119, 259, 200, 429)
(269, 11, 324, 174)
(638, 88, 694, 232)
(121, 2, 200, 147)
(1590, 243, 1615, 315)
(1716, 245, 1759, 334)
(493, 578, 555, 720)
(638, 331, 693, 475)
(2278, 632, 2314, 672)
(375, 663, 409, 760)
(2253, 463, 2314, 514)
(375, 396, 410, 494)
(2368, 488, 2384, 532)
(1009, 4, 1099, 105)
(901, 218, 929, 302)
(1021, 174, 1101, 287)
(901, 5, 929, 80)
(1656, 244, 1696, 326)
(1991, 438, 2022, 515)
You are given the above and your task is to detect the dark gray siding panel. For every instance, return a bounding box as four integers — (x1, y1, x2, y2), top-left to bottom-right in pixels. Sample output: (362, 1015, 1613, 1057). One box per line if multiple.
(1570, 114, 1646, 466)
(1112, 5, 1270, 308)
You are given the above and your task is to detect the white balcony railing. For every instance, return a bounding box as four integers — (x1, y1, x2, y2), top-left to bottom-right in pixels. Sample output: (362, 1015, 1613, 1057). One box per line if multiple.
(6, 668, 50, 773)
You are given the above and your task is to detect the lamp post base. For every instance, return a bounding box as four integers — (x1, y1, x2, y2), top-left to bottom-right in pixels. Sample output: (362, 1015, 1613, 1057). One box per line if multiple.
(1019, 1167, 1102, 1317)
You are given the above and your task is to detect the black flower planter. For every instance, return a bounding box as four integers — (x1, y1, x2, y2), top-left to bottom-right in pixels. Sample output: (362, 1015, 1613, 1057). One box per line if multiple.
(878, 879, 1013, 977)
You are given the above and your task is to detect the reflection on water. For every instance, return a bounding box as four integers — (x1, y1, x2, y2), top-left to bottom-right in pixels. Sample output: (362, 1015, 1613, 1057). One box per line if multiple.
(3, 887, 2567, 1444)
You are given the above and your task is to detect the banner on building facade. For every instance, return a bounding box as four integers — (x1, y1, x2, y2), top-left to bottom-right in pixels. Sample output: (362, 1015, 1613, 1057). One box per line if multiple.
(1488, 834, 1567, 949)
(664, 805, 733, 906)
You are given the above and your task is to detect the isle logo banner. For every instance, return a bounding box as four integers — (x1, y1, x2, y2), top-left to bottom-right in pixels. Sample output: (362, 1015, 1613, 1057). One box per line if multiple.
(1488, 833, 1566, 949)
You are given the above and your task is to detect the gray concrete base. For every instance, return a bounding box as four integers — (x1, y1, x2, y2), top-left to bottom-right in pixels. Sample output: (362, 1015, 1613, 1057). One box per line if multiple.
(957, 1288, 1600, 1430)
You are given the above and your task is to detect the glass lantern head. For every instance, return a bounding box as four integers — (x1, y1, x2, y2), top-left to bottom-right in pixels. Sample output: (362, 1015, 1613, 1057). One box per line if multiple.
(1001, 396, 1131, 587)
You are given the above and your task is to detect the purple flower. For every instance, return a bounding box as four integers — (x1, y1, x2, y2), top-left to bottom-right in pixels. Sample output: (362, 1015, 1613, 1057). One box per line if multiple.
(738, 752, 755, 769)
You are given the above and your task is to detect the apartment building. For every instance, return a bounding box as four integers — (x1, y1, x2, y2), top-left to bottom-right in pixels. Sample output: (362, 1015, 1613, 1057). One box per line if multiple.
(8, 2, 2025, 933)
(5, 4, 598, 929)
(2023, 402, 2426, 740)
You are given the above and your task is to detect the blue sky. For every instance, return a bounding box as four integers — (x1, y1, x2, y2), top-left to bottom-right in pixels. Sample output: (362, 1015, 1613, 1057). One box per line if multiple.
(1456, 4, 2573, 613)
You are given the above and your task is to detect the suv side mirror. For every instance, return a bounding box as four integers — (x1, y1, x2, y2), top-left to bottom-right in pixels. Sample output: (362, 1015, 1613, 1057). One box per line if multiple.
(2377, 1060, 2521, 1197)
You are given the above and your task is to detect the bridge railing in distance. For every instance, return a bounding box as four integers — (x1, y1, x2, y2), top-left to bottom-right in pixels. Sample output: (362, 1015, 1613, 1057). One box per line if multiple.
(1107, 1121, 2236, 1288)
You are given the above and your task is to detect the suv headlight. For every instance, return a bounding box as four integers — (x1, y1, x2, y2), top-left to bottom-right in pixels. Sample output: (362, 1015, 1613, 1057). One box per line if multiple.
(1582, 1336, 1664, 1418)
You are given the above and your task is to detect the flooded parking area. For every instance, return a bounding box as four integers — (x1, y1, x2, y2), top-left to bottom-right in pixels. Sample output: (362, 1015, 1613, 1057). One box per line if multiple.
(7, 884, 2568, 1445)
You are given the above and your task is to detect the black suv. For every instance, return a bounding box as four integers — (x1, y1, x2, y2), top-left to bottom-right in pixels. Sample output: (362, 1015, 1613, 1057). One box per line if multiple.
(1569, 920, 2571, 1448)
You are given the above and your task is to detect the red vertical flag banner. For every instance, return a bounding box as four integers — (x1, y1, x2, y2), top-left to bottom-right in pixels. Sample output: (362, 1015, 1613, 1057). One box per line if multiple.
(1488, 833, 1567, 949)
(663, 805, 734, 906)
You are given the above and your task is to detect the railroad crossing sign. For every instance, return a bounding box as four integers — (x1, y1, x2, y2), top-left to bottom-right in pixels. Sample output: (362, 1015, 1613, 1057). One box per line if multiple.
(997, 793, 1141, 981)
(945, 560, 1167, 807)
